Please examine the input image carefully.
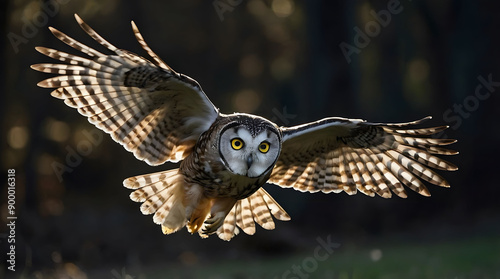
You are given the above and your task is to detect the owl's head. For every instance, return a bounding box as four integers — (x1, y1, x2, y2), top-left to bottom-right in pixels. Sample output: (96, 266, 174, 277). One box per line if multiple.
(219, 114, 281, 178)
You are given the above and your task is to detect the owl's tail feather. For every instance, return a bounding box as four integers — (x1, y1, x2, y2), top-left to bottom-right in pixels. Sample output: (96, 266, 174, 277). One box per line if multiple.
(213, 188, 291, 241)
(124, 170, 292, 241)
(124, 169, 230, 236)
(124, 169, 189, 235)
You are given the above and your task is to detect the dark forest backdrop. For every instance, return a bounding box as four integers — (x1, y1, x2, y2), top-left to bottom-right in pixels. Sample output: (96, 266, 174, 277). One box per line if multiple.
(1, 0, 499, 278)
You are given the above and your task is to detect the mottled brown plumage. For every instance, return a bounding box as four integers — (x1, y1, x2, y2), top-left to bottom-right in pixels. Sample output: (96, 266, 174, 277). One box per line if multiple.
(32, 14, 457, 241)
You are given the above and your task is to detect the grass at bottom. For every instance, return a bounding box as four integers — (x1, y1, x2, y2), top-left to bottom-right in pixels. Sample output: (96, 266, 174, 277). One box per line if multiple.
(139, 234, 500, 279)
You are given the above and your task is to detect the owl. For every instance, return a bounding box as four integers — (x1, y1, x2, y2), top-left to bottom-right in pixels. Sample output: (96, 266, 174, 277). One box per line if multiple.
(32, 15, 457, 241)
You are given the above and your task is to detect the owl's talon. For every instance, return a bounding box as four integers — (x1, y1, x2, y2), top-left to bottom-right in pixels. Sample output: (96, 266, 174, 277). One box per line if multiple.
(200, 212, 226, 234)
(187, 216, 205, 234)
(201, 225, 217, 234)
(204, 216, 216, 225)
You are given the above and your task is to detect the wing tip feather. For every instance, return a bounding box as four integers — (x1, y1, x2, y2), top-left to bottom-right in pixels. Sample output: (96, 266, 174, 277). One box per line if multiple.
(48, 26, 62, 37)
(30, 64, 41, 71)
(131, 20, 138, 30)
(37, 80, 51, 88)
(420, 188, 431, 197)
(397, 192, 408, 198)
(74, 13, 83, 23)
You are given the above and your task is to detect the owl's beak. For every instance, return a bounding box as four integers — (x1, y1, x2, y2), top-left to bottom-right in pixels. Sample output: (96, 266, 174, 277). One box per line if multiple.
(246, 156, 253, 169)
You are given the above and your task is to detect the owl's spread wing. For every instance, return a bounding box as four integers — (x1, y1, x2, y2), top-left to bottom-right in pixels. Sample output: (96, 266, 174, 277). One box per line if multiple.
(31, 14, 219, 165)
(269, 117, 457, 198)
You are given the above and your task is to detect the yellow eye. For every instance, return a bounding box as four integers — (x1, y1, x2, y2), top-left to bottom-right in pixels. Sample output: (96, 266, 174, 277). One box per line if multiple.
(231, 138, 244, 150)
(258, 142, 270, 153)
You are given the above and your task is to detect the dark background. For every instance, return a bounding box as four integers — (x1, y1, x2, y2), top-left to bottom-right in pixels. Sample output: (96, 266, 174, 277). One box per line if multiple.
(1, 0, 499, 278)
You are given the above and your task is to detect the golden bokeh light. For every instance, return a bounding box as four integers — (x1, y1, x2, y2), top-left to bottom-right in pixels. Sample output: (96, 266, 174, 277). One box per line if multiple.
(403, 58, 432, 108)
(21, 0, 41, 19)
(272, 0, 295, 18)
(44, 118, 71, 142)
(270, 56, 294, 80)
(8, 126, 29, 149)
(232, 89, 262, 113)
(265, 22, 291, 43)
(408, 58, 430, 82)
(247, 0, 269, 17)
(239, 54, 264, 78)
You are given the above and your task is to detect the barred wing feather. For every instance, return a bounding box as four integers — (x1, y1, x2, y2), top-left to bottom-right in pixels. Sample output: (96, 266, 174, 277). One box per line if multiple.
(31, 14, 219, 165)
(269, 117, 457, 198)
